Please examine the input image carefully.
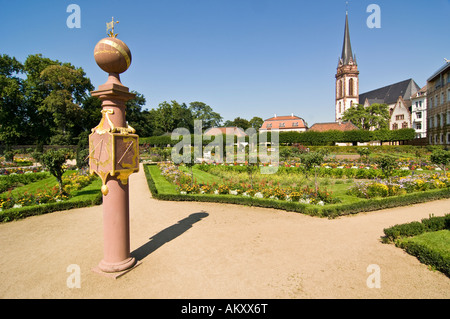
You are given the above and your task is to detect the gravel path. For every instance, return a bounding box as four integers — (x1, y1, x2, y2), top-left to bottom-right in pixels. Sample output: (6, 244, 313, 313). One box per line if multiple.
(0, 164, 449, 299)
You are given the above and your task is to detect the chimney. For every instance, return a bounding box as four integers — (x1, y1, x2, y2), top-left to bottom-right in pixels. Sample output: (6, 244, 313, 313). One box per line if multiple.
(291, 113, 294, 117)
(274, 114, 277, 118)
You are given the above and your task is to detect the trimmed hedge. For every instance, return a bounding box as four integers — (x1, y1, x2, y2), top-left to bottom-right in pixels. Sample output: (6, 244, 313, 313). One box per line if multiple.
(0, 195, 102, 223)
(140, 128, 417, 147)
(383, 214, 450, 242)
(397, 235, 450, 277)
(144, 164, 450, 219)
(383, 214, 450, 277)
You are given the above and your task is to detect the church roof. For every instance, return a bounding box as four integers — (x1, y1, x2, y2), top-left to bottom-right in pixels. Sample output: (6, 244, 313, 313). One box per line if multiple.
(339, 13, 356, 66)
(359, 78, 421, 105)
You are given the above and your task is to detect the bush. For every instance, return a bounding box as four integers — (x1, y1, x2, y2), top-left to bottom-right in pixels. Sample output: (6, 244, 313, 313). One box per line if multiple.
(383, 214, 450, 242)
(397, 238, 450, 277)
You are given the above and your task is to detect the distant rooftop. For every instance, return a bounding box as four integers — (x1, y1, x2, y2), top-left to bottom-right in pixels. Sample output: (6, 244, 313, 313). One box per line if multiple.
(359, 78, 420, 105)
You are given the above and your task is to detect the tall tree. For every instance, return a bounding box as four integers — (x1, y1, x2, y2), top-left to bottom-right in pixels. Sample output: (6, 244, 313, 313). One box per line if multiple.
(22, 54, 59, 145)
(0, 54, 25, 151)
(231, 117, 251, 130)
(189, 101, 222, 130)
(342, 103, 389, 130)
(249, 116, 264, 131)
(39, 63, 93, 144)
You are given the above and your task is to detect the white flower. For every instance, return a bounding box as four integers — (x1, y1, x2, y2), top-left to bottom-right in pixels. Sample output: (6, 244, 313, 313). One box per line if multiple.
(317, 201, 324, 206)
(214, 190, 219, 195)
(254, 192, 263, 198)
(180, 191, 187, 195)
(13, 204, 22, 208)
(229, 190, 238, 195)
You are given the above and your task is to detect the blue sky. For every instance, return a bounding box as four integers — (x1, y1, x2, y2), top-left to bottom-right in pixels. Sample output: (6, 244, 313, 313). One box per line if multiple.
(1, 0, 449, 126)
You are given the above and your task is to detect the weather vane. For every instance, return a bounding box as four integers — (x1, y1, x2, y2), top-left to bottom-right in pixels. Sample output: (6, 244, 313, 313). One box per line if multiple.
(106, 17, 119, 38)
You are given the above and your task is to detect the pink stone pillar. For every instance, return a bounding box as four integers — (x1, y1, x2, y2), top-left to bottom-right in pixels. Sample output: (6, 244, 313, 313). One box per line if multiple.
(90, 35, 139, 276)
(91, 79, 137, 274)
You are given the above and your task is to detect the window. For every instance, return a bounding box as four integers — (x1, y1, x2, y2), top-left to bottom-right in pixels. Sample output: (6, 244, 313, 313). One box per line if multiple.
(279, 123, 285, 128)
(416, 112, 422, 119)
(441, 93, 445, 104)
(429, 118, 433, 128)
(339, 102, 342, 113)
(349, 78, 354, 96)
(292, 122, 299, 127)
(447, 133, 450, 144)
(430, 98, 433, 108)
(419, 101, 423, 108)
(396, 114, 405, 121)
(441, 134, 444, 144)
(267, 123, 272, 129)
(436, 95, 439, 106)
(402, 122, 408, 129)
(416, 123, 422, 130)
(392, 123, 398, 130)
(447, 112, 450, 124)
(448, 89, 450, 102)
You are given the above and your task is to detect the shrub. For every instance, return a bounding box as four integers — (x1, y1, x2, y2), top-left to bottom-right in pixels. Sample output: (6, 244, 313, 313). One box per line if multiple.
(383, 214, 450, 242)
(41, 149, 68, 194)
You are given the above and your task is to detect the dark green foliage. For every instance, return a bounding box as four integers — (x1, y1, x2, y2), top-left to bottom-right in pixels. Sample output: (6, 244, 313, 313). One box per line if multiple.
(383, 214, 450, 242)
(41, 149, 68, 194)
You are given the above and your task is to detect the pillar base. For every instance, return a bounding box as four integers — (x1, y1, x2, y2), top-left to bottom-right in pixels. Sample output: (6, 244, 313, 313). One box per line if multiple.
(93, 257, 140, 279)
(99, 256, 136, 273)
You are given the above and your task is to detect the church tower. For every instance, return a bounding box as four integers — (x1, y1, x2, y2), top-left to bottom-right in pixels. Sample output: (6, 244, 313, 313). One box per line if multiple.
(335, 11, 359, 122)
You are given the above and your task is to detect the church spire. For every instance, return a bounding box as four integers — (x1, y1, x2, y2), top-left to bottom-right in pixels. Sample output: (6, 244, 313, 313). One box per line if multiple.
(340, 12, 356, 66)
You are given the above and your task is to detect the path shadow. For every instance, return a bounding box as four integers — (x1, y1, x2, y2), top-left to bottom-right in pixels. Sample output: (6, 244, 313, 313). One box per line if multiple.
(131, 212, 209, 261)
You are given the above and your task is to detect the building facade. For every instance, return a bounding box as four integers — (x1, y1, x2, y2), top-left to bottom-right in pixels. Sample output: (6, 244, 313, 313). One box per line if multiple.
(427, 62, 450, 146)
(335, 12, 359, 122)
(389, 96, 412, 131)
(410, 85, 427, 138)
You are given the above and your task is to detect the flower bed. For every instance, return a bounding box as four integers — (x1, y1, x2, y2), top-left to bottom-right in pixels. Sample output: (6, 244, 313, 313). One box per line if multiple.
(348, 173, 450, 199)
(0, 171, 97, 211)
(158, 163, 338, 205)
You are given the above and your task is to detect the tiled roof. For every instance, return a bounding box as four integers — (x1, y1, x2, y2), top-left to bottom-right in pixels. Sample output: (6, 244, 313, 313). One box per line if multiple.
(359, 79, 421, 105)
(308, 122, 359, 132)
(260, 115, 307, 130)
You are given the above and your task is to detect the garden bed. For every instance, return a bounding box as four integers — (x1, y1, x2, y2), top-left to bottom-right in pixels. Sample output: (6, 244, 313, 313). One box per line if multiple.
(144, 163, 450, 219)
(0, 170, 102, 222)
(382, 214, 450, 277)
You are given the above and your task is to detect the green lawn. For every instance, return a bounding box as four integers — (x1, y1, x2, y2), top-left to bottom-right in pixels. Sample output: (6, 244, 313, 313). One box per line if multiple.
(147, 164, 178, 194)
(399, 230, 450, 259)
(179, 166, 223, 184)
